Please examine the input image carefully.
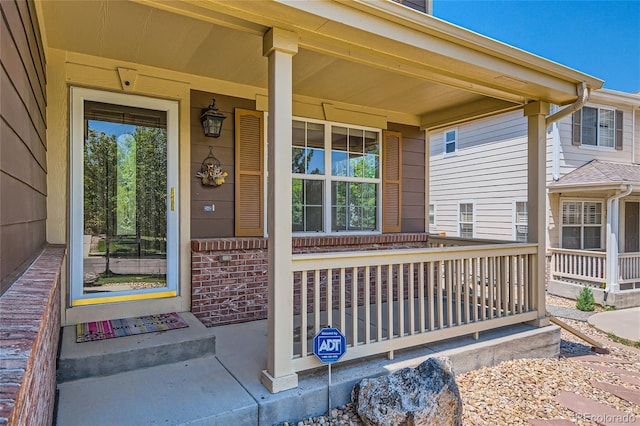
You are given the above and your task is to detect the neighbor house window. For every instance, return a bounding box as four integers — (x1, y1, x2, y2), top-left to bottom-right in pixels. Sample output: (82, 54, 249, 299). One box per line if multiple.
(444, 129, 457, 155)
(459, 203, 473, 238)
(561, 200, 603, 250)
(573, 107, 623, 149)
(514, 201, 528, 242)
(292, 119, 380, 233)
(429, 204, 435, 226)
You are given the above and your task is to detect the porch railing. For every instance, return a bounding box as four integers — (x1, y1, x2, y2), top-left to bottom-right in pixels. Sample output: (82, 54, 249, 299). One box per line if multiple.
(289, 242, 539, 373)
(619, 252, 640, 288)
(549, 248, 606, 289)
(549, 248, 640, 290)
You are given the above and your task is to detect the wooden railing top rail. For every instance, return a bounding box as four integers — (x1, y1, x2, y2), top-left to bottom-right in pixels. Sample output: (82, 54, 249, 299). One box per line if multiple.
(292, 243, 537, 269)
(548, 248, 606, 257)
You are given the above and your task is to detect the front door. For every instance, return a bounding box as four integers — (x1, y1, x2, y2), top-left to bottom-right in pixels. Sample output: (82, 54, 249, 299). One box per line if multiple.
(70, 88, 179, 308)
(625, 201, 639, 253)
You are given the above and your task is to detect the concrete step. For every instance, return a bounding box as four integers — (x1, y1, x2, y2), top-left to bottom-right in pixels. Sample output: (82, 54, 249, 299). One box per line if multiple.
(57, 312, 216, 382)
(56, 355, 257, 426)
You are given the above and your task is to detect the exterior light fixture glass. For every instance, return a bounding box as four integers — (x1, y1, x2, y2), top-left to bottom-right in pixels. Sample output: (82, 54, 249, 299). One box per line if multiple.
(200, 98, 226, 138)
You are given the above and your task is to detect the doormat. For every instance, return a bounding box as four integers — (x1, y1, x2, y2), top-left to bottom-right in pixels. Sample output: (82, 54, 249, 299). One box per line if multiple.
(76, 312, 189, 343)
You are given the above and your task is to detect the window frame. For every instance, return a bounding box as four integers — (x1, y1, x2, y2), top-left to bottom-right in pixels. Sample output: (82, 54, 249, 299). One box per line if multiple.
(560, 199, 604, 250)
(291, 116, 382, 236)
(513, 199, 528, 242)
(577, 106, 616, 149)
(429, 203, 436, 227)
(458, 202, 474, 239)
(443, 128, 458, 156)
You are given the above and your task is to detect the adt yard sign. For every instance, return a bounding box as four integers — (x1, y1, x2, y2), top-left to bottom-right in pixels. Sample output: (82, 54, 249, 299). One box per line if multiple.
(313, 327, 346, 364)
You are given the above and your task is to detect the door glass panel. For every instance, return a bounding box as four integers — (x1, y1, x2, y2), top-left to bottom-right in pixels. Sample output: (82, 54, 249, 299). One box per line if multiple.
(82, 101, 168, 295)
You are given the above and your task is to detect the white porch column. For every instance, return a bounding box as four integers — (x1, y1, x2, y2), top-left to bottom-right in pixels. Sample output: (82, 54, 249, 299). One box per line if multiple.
(606, 196, 621, 294)
(524, 101, 551, 326)
(260, 27, 299, 393)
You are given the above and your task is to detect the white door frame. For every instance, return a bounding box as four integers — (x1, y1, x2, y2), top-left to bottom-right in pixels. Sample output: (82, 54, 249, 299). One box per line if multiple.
(69, 87, 180, 317)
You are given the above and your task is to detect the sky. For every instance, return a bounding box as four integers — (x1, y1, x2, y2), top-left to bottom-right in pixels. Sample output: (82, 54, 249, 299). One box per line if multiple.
(433, 1, 640, 93)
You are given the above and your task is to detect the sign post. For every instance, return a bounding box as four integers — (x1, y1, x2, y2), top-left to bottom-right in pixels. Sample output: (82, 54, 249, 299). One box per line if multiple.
(313, 327, 346, 414)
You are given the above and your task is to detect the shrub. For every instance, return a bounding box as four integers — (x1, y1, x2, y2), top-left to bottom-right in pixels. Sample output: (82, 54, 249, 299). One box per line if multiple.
(576, 286, 595, 312)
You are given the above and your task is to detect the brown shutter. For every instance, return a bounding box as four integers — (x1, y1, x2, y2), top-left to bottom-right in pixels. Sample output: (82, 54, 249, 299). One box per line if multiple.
(234, 109, 264, 236)
(571, 111, 581, 146)
(615, 110, 623, 151)
(382, 130, 402, 233)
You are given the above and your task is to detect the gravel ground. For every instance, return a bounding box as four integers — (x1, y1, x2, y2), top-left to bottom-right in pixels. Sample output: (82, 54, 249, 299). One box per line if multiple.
(283, 294, 640, 426)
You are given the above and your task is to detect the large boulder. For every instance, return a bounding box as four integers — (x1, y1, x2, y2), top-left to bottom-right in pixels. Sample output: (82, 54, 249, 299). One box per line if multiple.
(351, 357, 462, 425)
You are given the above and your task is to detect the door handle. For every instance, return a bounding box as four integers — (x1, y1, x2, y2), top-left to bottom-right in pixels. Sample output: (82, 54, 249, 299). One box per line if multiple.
(170, 187, 175, 211)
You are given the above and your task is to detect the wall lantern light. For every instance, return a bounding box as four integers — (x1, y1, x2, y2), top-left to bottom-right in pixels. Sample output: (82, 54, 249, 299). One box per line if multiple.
(200, 98, 226, 138)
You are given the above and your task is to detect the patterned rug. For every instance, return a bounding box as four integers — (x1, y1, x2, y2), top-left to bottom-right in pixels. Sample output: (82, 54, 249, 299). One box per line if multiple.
(76, 312, 189, 343)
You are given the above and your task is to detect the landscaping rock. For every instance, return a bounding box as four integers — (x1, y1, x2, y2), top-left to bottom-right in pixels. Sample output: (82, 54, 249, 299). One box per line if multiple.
(351, 357, 462, 426)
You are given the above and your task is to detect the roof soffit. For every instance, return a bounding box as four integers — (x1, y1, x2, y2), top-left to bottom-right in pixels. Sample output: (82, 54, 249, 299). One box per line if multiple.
(187, 0, 603, 104)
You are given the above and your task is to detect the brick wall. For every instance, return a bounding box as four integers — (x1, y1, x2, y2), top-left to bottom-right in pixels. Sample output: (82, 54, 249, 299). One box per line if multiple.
(0, 246, 65, 425)
(191, 234, 430, 326)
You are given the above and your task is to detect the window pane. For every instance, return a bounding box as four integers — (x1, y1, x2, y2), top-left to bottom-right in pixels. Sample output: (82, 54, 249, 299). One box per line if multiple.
(292, 147, 306, 173)
(332, 150, 348, 176)
(583, 202, 602, 225)
(562, 227, 581, 249)
(306, 148, 325, 175)
(331, 126, 348, 151)
(307, 122, 324, 149)
(292, 120, 305, 147)
(581, 107, 597, 146)
(349, 153, 364, 177)
(460, 223, 473, 238)
(429, 204, 435, 225)
(584, 226, 601, 249)
(349, 128, 364, 153)
(365, 131, 379, 155)
(460, 203, 473, 222)
(292, 178, 324, 232)
(292, 178, 303, 205)
(332, 207, 347, 232)
(305, 206, 323, 232)
(305, 180, 323, 205)
(599, 109, 615, 147)
(348, 206, 362, 229)
(364, 154, 379, 179)
(362, 207, 377, 230)
(562, 202, 582, 225)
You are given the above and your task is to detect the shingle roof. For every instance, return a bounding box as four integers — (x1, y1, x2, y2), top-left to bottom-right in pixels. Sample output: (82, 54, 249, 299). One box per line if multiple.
(549, 160, 640, 188)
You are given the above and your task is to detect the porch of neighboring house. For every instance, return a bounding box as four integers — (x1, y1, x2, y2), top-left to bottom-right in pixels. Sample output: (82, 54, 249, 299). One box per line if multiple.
(546, 160, 640, 308)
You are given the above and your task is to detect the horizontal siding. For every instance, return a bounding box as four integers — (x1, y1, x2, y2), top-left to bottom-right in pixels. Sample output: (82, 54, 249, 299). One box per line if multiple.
(0, 0, 47, 292)
(430, 111, 528, 239)
(190, 91, 254, 238)
(391, 123, 425, 233)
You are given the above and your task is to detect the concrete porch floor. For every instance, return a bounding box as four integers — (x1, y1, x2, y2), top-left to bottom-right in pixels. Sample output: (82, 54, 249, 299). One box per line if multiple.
(56, 313, 560, 426)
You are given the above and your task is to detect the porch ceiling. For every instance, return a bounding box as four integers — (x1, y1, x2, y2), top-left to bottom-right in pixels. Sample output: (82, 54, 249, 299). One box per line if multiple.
(38, 0, 603, 128)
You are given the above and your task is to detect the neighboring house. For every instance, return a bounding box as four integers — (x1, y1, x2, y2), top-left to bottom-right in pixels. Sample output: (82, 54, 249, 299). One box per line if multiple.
(0, 0, 604, 422)
(429, 89, 640, 307)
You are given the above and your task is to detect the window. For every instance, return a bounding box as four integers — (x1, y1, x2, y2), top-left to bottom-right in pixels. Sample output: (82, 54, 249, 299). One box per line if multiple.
(429, 204, 435, 226)
(292, 119, 380, 233)
(459, 203, 473, 238)
(514, 201, 528, 242)
(561, 201, 603, 250)
(444, 129, 457, 155)
(573, 107, 623, 149)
